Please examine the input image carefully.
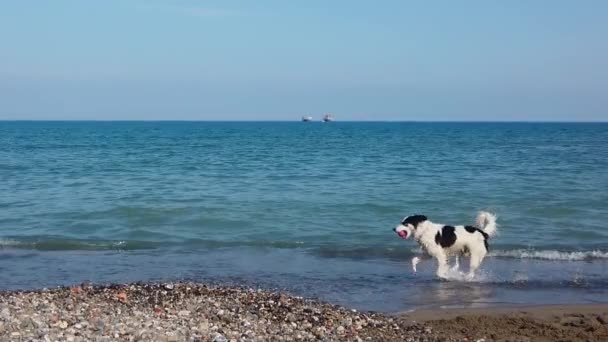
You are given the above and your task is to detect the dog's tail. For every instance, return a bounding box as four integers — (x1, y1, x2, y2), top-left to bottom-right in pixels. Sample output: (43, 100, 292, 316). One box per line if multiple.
(476, 211, 498, 238)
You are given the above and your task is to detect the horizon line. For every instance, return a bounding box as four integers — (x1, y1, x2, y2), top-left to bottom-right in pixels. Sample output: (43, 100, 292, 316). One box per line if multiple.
(1, 119, 607, 123)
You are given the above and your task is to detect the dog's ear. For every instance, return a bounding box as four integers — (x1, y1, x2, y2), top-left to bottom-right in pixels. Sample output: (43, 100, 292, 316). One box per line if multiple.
(402, 215, 428, 228)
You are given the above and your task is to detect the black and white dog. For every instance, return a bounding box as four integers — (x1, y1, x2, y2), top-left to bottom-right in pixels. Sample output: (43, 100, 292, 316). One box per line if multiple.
(393, 212, 497, 279)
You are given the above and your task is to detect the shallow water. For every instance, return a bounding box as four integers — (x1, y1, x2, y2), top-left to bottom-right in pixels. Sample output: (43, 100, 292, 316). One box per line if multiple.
(1, 121, 607, 311)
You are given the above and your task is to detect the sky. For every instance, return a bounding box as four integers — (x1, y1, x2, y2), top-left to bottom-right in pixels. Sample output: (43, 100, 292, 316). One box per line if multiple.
(1, 0, 607, 121)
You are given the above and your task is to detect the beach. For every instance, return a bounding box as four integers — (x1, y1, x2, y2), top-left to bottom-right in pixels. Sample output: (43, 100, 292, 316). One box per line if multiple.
(1, 282, 607, 342)
(405, 304, 608, 341)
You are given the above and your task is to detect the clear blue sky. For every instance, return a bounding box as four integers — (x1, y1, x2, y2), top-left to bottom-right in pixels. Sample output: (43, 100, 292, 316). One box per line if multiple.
(1, 0, 606, 121)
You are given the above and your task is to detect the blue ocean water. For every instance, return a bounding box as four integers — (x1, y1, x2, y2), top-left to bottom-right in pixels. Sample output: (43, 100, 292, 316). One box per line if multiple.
(1, 121, 607, 312)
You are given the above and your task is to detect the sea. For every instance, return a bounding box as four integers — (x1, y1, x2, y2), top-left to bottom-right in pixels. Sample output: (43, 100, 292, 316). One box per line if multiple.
(1, 121, 607, 312)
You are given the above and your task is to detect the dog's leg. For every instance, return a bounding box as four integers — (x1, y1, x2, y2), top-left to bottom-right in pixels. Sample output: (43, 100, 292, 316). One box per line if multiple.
(411, 254, 432, 273)
(468, 248, 487, 278)
(435, 252, 449, 279)
(411, 256, 421, 273)
(451, 255, 460, 271)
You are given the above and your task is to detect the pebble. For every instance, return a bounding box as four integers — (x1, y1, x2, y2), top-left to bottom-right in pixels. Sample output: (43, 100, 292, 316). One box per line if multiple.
(166, 332, 179, 342)
(0, 282, 440, 342)
(212, 333, 228, 342)
(0, 308, 9, 320)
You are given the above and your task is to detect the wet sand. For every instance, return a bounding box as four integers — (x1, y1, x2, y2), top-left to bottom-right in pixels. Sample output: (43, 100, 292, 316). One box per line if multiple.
(404, 304, 608, 341)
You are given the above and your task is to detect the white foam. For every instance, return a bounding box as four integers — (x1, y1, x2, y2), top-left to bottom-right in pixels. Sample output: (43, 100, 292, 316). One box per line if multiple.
(490, 249, 608, 261)
(441, 268, 491, 282)
(0, 239, 23, 247)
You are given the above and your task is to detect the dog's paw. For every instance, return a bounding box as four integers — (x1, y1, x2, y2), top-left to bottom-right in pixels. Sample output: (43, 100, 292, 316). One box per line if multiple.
(411, 257, 420, 273)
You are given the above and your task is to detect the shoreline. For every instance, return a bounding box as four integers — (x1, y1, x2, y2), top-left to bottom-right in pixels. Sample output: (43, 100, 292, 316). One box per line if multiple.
(402, 303, 608, 321)
(1, 283, 607, 341)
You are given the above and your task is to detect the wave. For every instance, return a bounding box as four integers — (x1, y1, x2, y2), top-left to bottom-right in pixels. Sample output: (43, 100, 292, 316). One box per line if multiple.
(0, 237, 306, 252)
(490, 249, 608, 261)
(315, 247, 608, 261)
(2, 236, 608, 261)
(0, 238, 158, 251)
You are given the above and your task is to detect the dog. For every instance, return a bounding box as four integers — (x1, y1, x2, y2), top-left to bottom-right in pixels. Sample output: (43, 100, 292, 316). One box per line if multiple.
(393, 211, 497, 279)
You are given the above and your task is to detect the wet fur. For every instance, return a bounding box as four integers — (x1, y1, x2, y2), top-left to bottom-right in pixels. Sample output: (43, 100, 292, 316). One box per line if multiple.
(394, 212, 497, 279)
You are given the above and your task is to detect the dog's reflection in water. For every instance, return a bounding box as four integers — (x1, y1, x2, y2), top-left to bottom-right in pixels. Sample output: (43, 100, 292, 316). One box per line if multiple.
(406, 281, 496, 308)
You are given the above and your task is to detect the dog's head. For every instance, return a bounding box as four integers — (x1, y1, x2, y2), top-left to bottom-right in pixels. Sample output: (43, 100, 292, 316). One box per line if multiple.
(393, 215, 427, 239)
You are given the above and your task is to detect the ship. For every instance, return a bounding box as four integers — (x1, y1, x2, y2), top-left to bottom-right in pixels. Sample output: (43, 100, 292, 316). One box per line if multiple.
(322, 114, 334, 122)
(301, 116, 313, 122)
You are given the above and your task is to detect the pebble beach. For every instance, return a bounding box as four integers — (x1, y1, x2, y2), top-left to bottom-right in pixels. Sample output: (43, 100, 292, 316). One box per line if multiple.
(1, 282, 607, 342)
(0, 283, 434, 342)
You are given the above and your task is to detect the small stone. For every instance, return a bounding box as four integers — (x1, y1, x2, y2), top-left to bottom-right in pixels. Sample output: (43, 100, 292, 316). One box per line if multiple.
(561, 317, 585, 327)
(178, 310, 190, 317)
(32, 319, 44, 329)
(212, 333, 227, 342)
(116, 292, 128, 303)
(50, 313, 59, 323)
(337, 326, 345, 335)
(199, 320, 210, 332)
(59, 321, 69, 329)
(341, 317, 353, 327)
(0, 308, 9, 319)
(19, 319, 31, 330)
(164, 284, 174, 290)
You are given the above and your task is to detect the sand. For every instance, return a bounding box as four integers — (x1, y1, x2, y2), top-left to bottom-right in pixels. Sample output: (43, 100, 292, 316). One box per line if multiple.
(403, 304, 608, 341)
